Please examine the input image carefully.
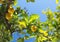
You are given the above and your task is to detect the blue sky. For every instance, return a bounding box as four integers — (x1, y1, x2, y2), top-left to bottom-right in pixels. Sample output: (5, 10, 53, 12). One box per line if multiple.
(16, 0, 57, 22)
(12, 0, 57, 42)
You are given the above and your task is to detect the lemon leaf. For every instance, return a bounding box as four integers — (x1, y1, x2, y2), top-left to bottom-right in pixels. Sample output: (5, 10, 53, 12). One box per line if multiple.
(19, 21, 26, 28)
(26, 0, 35, 2)
(29, 14, 39, 23)
(42, 37, 47, 41)
(56, 0, 59, 4)
(14, 0, 17, 5)
(39, 29, 45, 33)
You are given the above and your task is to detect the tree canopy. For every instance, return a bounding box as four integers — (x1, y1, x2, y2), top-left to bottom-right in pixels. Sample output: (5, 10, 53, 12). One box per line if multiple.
(0, 0, 60, 42)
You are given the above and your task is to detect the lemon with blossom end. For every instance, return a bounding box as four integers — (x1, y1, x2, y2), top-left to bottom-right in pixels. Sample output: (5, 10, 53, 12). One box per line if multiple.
(31, 25, 37, 32)
(6, 13, 13, 20)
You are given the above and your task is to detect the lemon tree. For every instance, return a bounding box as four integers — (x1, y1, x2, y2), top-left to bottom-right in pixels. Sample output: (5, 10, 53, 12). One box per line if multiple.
(0, 0, 60, 42)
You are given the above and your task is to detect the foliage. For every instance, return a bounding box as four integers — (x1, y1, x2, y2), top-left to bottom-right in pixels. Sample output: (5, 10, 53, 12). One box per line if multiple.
(56, 0, 59, 4)
(0, 0, 60, 42)
(26, 0, 35, 2)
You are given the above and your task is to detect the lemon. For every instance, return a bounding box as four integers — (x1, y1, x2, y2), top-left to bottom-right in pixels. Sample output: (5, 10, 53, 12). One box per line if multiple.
(31, 25, 37, 32)
(6, 13, 13, 20)
(8, 7, 14, 14)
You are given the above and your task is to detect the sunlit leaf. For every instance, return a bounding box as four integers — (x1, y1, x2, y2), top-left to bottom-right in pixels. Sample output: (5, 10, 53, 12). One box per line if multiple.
(14, 0, 17, 5)
(26, 0, 35, 2)
(52, 37, 57, 42)
(39, 29, 48, 36)
(29, 14, 39, 23)
(18, 21, 26, 28)
(56, 0, 59, 4)
(17, 38, 24, 42)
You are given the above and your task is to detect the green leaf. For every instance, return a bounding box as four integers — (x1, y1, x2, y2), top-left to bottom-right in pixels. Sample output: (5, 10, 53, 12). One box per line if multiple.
(56, 0, 59, 4)
(29, 14, 39, 23)
(30, 0, 35, 2)
(52, 37, 57, 42)
(26, 0, 35, 2)
(17, 38, 24, 42)
(56, 5, 60, 10)
(14, 0, 17, 5)
(24, 17, 28, 23)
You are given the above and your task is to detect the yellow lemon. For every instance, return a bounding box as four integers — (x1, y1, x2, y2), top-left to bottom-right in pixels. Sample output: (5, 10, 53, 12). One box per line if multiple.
(8, 7, 14, 14)
(6, 13, 13, 20)
(31, 25, 37, 32)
